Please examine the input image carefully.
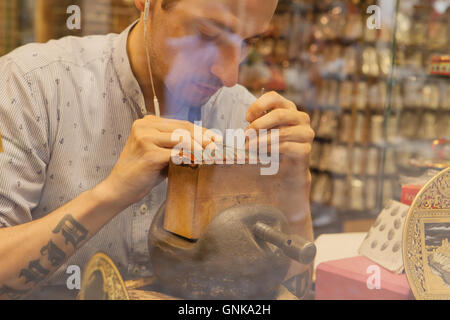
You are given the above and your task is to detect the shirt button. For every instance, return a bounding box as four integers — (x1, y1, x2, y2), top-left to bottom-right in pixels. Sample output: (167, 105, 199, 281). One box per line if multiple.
(140, 204, 148, 215)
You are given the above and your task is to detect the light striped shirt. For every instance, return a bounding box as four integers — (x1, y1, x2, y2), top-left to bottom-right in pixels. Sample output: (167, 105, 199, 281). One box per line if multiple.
(0, 21, 255, 289)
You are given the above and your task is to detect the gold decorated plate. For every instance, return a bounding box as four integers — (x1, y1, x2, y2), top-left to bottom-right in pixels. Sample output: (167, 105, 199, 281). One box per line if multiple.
(403, 167, 450, 300)
(78, 252, 130, 300)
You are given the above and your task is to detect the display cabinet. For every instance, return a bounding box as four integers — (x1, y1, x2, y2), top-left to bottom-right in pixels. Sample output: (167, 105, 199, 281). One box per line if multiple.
(0, 0, 139, 50)
(239, 0, 450, 236)
(0, 0, 21, 56)
(34, 0, 139, 42)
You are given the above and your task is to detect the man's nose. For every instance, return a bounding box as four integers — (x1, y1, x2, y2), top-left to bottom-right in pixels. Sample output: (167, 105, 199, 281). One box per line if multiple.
(210, 45, 241, 88)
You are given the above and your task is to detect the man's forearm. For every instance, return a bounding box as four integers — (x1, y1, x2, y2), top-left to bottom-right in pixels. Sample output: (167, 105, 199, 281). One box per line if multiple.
(278, 169, 313, 240)
(0, 182, 125, 299)
(279, 169, 311, 220)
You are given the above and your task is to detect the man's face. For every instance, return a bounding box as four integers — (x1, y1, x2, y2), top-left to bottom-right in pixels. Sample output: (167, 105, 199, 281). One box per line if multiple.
(146, 0, 278, 108)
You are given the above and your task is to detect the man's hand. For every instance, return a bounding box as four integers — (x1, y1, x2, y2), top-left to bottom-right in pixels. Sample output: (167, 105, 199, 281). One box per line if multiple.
(100, 115, 213, 208)
(245, 91, 314, 184)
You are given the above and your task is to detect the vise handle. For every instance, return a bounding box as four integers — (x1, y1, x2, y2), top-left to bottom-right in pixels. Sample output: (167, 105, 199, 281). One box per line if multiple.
(253, 222, 316, 265)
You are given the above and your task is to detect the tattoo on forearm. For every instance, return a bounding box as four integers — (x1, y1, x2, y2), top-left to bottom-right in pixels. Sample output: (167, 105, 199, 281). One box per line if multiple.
(0, 285, 30, 300)
(19, 259, 50, 285)
(40, 240, 66, 267)
(7, 215, 88, 299)
(52, 214, 88, 249)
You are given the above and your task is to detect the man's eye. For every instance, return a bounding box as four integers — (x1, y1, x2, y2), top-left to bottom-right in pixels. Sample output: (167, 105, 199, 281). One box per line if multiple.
(241, 40, 249, 51)
(240, 42, 251, 60)
(200, 32, 220, 42)
(241, 38, 255, 53)
(243, 39, 251, 48)
(243, 36, 260, 47)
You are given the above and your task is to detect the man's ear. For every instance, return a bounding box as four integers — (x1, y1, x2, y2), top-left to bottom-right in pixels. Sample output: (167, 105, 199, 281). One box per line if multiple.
(134, 0, 145, 12)
(135, 0, 158, 13)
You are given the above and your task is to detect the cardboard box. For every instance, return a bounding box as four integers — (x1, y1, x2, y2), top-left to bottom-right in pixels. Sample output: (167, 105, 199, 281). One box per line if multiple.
(313, 232, 367, 281)
(315, 256, 414, 300)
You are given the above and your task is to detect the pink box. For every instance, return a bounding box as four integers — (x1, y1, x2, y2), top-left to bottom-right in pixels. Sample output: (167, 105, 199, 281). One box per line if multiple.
(315, 256, 414, 300)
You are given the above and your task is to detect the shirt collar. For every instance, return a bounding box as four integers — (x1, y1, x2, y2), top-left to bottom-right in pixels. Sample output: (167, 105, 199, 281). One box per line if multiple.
(112, 20, 147, 116)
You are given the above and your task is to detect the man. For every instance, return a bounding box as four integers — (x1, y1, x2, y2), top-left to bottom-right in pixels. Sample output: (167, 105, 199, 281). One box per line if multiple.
(0, 0, 314, 299)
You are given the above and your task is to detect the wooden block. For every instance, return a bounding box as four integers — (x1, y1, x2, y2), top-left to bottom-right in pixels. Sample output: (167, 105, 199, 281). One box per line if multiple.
(164, 162, 280, 240)
(163, 163, 199, 239)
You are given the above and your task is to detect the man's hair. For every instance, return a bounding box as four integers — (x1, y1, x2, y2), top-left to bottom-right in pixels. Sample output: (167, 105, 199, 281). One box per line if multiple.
(161, 0, 180, 10)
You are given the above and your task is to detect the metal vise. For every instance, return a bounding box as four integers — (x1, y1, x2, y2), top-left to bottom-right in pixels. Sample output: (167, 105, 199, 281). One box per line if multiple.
(148, 203, 316, 299)
(147, 161, 316, 299)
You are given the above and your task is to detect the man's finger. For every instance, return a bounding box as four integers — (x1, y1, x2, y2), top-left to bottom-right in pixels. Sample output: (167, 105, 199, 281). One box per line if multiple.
(246, 91, 297, 123)
(142, 116, 222, 148)
(247, 126, 314, 147)
(151, 132, 184, 148)
(278, 125, 315, 143)
(246, 109, 302, 131)
(169, 138, 206, 163)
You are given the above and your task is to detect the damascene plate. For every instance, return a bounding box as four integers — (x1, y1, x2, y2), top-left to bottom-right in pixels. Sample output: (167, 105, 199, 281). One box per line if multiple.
(403, 167, 450, 300)
(78, 252, 129, 300)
